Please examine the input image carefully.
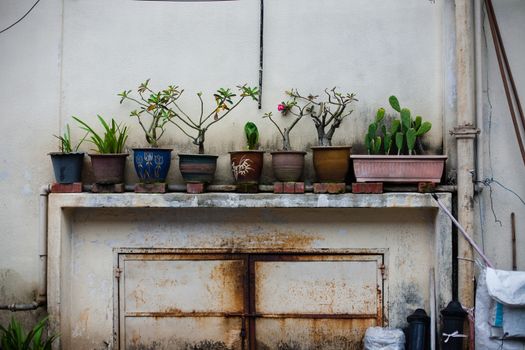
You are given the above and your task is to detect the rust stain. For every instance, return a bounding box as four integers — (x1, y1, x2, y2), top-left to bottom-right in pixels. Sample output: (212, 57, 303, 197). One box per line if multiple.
(77, 307, 90, 333)
(209, 260, 244, 312)
(131, 289, 146, 308)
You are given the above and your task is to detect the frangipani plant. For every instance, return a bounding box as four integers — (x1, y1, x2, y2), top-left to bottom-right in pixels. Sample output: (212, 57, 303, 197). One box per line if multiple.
(118, 79, 176, 148)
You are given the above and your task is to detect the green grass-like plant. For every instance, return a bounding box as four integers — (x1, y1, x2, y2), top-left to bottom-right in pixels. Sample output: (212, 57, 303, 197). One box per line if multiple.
(0, 317, 59, 350)
(53, 124, 87, 153)
(73, 115, 128, 154)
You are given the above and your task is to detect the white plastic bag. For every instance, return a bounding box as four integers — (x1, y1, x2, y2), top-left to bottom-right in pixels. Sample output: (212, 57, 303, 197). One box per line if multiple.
(364, 327, 405, 350)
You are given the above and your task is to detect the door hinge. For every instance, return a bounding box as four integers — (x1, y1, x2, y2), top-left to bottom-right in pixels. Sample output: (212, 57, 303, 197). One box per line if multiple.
(114, 267, 122, 279)
(379, 264, 387, 280)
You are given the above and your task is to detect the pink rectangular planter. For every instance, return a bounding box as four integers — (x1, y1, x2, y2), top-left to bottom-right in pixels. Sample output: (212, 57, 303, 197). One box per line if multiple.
(351, 155, 447, 183)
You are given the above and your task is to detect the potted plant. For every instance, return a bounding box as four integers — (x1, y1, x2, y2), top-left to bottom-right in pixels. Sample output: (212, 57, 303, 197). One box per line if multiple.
(156, 84, 258, 186)
(118, 79, 173, 184)
(263, 96, 309, 182)
(49, 124, 87, 184)
(229, 122, 264, 191)
(352, 95, 447, 183)
(283, 88, 358, 182)
(73, 115, 129, 184)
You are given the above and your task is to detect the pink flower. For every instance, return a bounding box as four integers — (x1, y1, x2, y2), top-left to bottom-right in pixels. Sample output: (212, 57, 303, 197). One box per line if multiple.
(277, 104, 285, 111)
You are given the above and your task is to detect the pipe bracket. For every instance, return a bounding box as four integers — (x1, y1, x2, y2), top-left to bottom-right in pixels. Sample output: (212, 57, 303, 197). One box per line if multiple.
(450, 124, 480, 139)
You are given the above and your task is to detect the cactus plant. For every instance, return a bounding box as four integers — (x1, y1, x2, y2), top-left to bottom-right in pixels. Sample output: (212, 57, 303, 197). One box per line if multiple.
(365, 96, 432, 155)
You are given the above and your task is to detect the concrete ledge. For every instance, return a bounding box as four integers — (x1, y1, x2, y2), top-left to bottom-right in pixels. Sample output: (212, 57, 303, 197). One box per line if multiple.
(48, 192, 451, 209)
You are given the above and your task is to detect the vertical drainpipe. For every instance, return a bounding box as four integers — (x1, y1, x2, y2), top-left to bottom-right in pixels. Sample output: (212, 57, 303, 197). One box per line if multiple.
(453, 0, 479, 309)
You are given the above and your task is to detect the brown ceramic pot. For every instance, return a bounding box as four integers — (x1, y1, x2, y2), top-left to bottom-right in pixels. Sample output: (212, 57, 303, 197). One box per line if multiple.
(229, 150, 265, 184)
(89, 153, 129, 184)
(351, 155, 447, 183)
(311, 146, 351, 182)
(271, 151, 307, 182)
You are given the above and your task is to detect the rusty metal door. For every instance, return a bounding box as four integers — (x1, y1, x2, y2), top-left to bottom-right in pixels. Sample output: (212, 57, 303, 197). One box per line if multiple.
(117, 254, 247, 350)
(116, 252, 384, 350)
(248, 254, 383, 350)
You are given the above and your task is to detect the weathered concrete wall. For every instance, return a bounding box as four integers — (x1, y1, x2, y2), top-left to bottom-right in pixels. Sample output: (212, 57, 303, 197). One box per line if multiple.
(0, 0, 62, 326)
(1, 0, 454, 332)
(476, 0, 525, 271)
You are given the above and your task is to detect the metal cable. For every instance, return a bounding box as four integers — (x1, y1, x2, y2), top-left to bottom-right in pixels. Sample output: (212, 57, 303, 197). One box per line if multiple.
(0, 0, 42, 35)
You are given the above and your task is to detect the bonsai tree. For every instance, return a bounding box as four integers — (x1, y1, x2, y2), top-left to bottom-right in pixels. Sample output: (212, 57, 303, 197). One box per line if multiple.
(365, 95, 432, 155)
(118, 79, 175, 148)
(262, 97, 312, 151)
(244, 121, 259, 150)
(281, 88, 358, 146)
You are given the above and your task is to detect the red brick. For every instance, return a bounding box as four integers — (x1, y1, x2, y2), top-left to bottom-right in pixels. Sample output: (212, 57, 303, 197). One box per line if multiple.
(313, 183, 346, 194)
(284, 182, 295, 193)
(186, 183, 205, 194)
(134, 183, 167, 193)
(352, 182, 383, 194)
(273, 182, 284, 193)
(294, 182, 305, 193)
(51, 182, 83, 193)
(418, 182, 436, 193)
(92, 183, 124, 193)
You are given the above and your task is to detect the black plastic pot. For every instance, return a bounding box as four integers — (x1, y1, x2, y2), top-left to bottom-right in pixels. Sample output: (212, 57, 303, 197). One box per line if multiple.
(49, 152, 84, 184)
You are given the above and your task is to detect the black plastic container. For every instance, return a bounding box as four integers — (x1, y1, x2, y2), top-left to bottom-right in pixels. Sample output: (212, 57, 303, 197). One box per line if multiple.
(407, 308, 430, 350)
(49, 152, 84, 184)
(441, 300, 468, 350)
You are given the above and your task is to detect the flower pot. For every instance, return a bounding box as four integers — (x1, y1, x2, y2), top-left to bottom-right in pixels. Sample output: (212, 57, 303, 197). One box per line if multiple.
(133, 148, 172, 183)
(351, 155, 447, 183)
(229, 150, 264, 184)
(49, 152, 84, 184)
(178, 153, 218, 184)
(89, 153, 129, 184)
(311, 146, 351, 182)
(271, 151, 307, 182)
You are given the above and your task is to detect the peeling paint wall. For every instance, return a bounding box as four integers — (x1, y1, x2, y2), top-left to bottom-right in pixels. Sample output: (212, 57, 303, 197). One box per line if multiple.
(477, 1, 525, 271)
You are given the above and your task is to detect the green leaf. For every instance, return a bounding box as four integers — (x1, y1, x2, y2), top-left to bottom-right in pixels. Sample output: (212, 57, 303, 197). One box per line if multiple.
(400, 108, 411, 132)
(415, 116, 422, 129)
(373, 136, 382, 154)
(368, 123, 377, 138)
(390, 119, 400, 134)
(375, 108, 385, 124)
(395, 132, 404, 155)
(244, 121, 259, 150)
(407, 128, 417, 155)
(416, 121, 432, 136)
(389, 95, 401, 112)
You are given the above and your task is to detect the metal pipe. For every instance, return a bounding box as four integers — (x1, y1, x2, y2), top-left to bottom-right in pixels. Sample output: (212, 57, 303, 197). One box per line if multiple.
(454, 0, 477, 309)
(432, 193, 494, 268)
(0, 185, 50, 312)
(475, 0, 484, 181)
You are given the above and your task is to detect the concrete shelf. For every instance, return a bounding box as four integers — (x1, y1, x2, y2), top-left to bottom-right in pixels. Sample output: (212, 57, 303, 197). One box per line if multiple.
(49, 192, 451, 209)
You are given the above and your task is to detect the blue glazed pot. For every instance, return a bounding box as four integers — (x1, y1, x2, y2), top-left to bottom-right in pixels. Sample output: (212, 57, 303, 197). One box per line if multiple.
(178, 153, 218, 184)
(133, 148, 172, 183)
(49, 152, 84, 184)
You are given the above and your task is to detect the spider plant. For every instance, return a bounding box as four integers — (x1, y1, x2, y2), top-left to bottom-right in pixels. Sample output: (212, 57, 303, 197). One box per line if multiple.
(0, 317, 59, 350)
(72, 115, 128, 154)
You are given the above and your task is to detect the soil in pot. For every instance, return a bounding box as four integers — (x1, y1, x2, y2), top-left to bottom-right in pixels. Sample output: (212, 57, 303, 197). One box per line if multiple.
(311, 146, 351, 182)
(229, 150, 264, 184)
(49, 152, 84, 184)
(89, 153, 129, 184)
(133, 148, 172, 183)
(271, 151, 306, 182)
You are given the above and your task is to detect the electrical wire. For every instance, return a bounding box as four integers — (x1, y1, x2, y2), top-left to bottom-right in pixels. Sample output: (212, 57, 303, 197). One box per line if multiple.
(0, 0, 42, 35)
